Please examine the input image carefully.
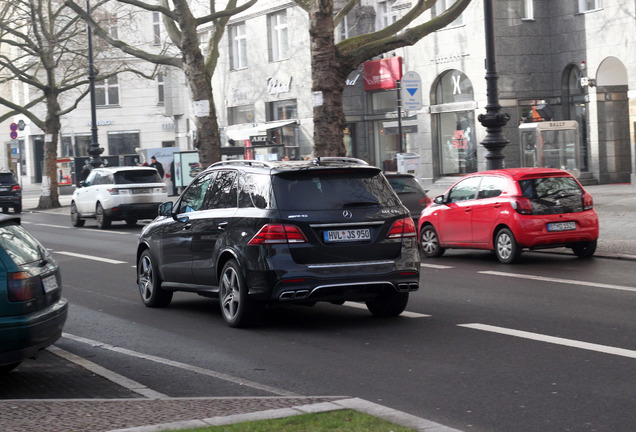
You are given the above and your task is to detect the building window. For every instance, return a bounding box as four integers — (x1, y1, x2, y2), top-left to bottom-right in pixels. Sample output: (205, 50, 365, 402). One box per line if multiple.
(378, 1, 397, 29)
(522, 0, 534, 19)
(432, 70, 476, 176)
(228, 105, 255, 125)
(107, 131, 140, 155)
(106, 13, 118, 38)
(157, 72, 165, 104)
(578, 0, 602, 12)
(268, 10, 289, 62)
(96, 76, 119, 106)
(153, 12, 161, 45)
(336, 15, 349, 43)
(266, 99, 297, 121)
(432, 0, 463, 27)
(229, 22, 247, 70)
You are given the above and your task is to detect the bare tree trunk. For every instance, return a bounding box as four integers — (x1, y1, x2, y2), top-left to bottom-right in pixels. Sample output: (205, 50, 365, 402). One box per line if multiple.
(310, 0, 347, 157)
(174, 0, 221, 167)
(38, 93, 61, 210)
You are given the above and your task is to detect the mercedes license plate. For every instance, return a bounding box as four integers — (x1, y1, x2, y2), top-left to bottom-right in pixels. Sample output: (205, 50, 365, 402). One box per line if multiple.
(42, 275, 59, 293)
(324, 228, 371, 243)
(547, 221, 576, 232)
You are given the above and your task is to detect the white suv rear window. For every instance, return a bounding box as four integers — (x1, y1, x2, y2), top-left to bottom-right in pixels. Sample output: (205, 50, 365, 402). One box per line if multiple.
(114, 170, 162, 184)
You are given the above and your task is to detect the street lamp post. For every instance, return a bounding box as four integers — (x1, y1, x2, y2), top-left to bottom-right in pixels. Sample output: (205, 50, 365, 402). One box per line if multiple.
(86, 0, 103, 169)
(478, 0, 510, 170)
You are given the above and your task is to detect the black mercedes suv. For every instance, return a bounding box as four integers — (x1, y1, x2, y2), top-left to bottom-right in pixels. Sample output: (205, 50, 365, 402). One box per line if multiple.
(0, 171, 22, 214)
(136, 158, 420, 327)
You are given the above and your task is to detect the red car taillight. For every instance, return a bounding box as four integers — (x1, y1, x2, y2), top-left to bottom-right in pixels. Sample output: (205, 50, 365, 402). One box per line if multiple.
(387, 217, 417, 239)
(582, 192, 594, 211)
(248, 224, 308, 245)
(8, 271, 39, 302)
(512, 197, 533, 215)
(11, 185, 21, 191)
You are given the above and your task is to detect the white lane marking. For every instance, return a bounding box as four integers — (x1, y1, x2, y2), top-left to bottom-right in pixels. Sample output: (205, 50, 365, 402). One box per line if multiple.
(459, 323, 636, 360)
(63, 333, 299, 397)
(421, 263, 455, 269)
(48, 346, 167, 399)
(480, 270, 636, 293)
(22, 220, 130, 235)
(344, 302, 431, 318)
(32, 223, 71, 229)
(54, 250, 127, 265)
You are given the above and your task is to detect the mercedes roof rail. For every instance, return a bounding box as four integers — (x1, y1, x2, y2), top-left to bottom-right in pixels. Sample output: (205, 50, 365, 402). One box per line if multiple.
(312, 157, 369, 166)
(210, 160, 276, 168)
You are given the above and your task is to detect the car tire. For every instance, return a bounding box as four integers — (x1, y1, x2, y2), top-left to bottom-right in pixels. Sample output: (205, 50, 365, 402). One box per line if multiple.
(419, 225, 445, 258)
(14, 204, 21, 213)
(96, 203, 111, 229)
(125, 218, 138, 226)
(219, 259, 260, 328)
(137, 249, 173, 308)
(70, 202, 85, 227)
(366, 290, 409, 317)
(495, 228, 521, 264)
(0, 362, 21, 374)
(572, 240, 597, 258)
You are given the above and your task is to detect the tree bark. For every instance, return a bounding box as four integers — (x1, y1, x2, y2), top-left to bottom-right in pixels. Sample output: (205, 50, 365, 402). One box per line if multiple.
(310, 0, 347, 156)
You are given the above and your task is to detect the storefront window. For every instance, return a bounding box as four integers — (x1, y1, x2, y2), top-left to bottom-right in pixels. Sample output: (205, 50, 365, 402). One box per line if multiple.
(227, 105, 255, 125)
(436, 111, 477, 174)
(107, 131, 140, 155)
(266, 99, 297, 121)
(432, 70, 476, 175)
(371, 90, 397, 113)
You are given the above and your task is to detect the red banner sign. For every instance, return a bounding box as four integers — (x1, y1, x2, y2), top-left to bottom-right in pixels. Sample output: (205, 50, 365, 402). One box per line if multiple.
(363, 57, 403, 91)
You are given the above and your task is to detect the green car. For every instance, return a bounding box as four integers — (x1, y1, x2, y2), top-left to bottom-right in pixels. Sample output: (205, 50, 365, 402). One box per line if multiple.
(0, 215, 67, 373)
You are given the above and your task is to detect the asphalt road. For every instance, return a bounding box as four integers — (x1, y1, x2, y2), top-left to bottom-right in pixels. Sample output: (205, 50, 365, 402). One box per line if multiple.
(3, 210, 636, 432)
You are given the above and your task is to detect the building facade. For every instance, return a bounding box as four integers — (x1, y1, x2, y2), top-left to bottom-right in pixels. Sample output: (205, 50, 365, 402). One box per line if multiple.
(3, 0, 635, 187)
(214, 0, 636, 186)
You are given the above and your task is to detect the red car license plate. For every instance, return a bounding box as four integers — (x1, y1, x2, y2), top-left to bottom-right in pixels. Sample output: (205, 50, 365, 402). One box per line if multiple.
(547, 221, 576, 232)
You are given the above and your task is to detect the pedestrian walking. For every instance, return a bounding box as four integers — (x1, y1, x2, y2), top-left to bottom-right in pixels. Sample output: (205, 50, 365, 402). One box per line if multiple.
(150, 156, 164, 179)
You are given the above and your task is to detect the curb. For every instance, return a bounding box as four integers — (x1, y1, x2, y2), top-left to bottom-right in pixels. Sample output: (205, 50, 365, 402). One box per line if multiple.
(105, 398, 463, 432)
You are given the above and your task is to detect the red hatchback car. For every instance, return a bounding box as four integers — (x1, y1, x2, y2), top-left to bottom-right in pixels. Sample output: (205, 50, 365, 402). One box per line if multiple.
(418, 168, 599, 264)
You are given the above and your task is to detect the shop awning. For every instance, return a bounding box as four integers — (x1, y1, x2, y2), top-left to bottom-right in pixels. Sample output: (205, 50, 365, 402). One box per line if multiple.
(225, 120, 298, 142)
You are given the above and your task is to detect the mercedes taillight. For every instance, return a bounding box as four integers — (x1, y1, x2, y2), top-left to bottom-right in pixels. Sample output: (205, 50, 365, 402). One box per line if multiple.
(248, 224, 308, 245)
(387, 217, 417, 239)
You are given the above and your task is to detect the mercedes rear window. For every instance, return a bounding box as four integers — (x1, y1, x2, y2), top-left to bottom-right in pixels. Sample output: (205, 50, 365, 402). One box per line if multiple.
(518, 176, 584, 214)
(114, 170, 162, 184)
(0, 173, 17, 185)
(273, 171, 401, 211)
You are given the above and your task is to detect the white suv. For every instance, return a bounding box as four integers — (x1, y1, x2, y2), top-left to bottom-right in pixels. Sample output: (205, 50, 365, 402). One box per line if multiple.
(71, 166, 167, 229)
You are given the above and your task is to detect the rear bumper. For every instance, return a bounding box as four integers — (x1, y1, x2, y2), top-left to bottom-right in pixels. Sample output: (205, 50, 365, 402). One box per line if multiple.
(514, 211, 599, 248)
(242, 244, 421, 303)
(0, 196, 21, 206)
(106, 203, 162, 221)
(0, 298, 68, 366)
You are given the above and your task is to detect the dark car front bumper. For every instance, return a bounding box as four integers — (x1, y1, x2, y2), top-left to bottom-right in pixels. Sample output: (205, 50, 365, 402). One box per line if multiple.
(0, 298, 68, 366)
